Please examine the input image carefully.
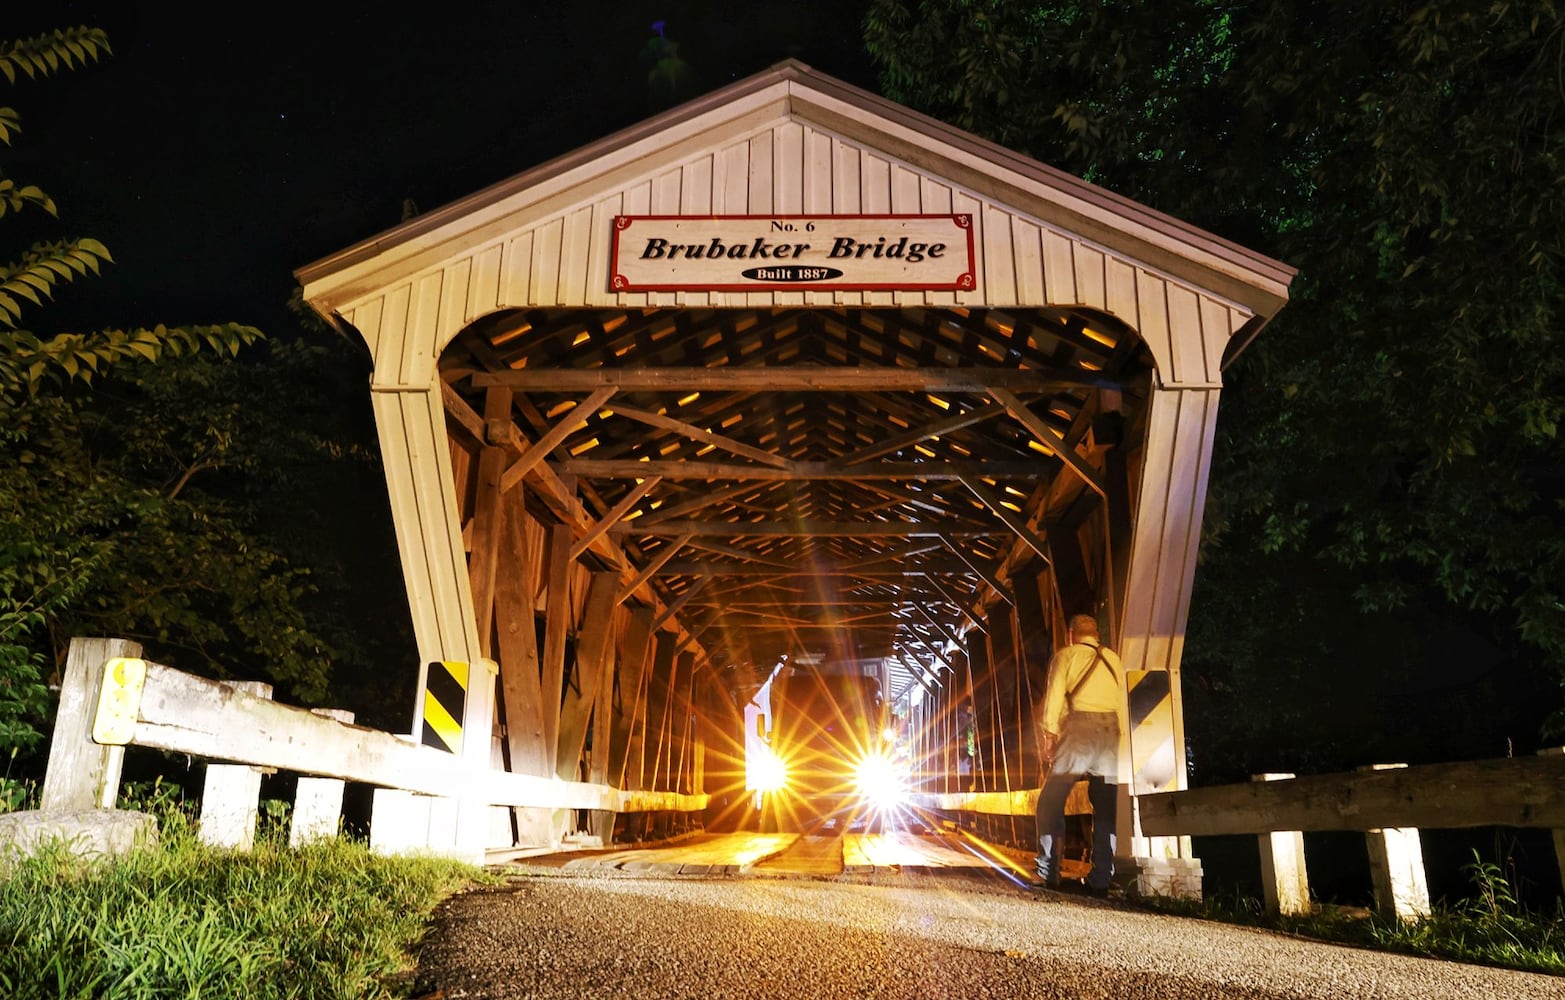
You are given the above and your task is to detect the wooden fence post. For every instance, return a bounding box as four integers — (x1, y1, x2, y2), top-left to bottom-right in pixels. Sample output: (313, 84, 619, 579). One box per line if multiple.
(40, 637, 143, 811)
(290, 709, 355, 846)
(1540, 747, 1565, 895)
(1360, 764, 1431, 922)
(198, 682, 273, 850)
(1252, 773, 1310, 915)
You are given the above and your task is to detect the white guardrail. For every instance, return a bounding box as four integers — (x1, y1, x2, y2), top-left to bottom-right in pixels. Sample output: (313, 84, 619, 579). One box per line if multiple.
(30, 638, 706, 864)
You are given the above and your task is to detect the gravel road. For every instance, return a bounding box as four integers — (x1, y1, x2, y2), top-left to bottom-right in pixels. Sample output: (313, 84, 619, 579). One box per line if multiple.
(413, 867, 1564, 999)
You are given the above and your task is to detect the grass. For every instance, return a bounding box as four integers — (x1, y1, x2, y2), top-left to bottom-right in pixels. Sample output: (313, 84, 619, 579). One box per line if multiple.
(1139, 852, 1565, 977)
(0, 780, 487, 999)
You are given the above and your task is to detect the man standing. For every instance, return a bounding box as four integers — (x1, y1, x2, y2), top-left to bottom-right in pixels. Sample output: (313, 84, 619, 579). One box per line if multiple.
(1034, 613, 1126, 897)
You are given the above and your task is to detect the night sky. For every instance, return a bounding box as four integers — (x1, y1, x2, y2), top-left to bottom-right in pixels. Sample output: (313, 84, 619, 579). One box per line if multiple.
(12, 2, 876, 339)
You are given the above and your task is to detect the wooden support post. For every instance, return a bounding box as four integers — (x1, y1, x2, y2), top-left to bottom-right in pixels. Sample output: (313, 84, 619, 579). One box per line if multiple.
(610, 606, 656, 788)
(467, 388, 514, 657)
(557, 572, 621, 783)
(1542, 747, 1565, 896)
(41, 637, 143, 812)
(493, 484, 556, 847)
(201, 764, 265, 850)
(986, 608, 1019, 798)
(494, 484, 545, 775)
(369, 788, 459, 857)
(1252, 773, 1310, 916)
(199, 681, 273, 850)
(289, 709, 355, 847)
(540, 521, 574, 771)
(967, 629, 996, 793)
(1361, 764, 1431, 922)
(675, 660, 696, 794)
(456, 657, 499, 860)
(646, 639, 678, 793)
(632, 635, 676, 793)
(1011, 567, 1054, 787)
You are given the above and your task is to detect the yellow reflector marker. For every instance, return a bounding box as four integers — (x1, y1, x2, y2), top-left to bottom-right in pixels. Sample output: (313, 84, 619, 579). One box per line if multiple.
(92, 657, 147, 746)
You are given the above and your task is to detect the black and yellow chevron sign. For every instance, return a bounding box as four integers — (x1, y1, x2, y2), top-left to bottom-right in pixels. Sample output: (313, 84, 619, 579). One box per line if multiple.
(421, 660, 469, 755)
(1126, 669, 1176, 793)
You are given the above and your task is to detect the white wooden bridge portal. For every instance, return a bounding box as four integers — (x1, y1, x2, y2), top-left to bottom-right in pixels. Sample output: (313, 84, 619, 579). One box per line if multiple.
(295, 61, 1294, 884)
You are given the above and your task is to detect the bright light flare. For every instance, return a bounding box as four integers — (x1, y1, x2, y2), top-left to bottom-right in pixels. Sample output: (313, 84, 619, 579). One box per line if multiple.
(853, 751, 907, 811)
(749, 745, 788, 793)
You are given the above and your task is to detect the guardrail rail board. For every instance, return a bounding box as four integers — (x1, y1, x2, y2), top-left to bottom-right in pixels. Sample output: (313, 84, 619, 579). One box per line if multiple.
(93, 656, 708, 817)
(1139, 754, 1565, 837)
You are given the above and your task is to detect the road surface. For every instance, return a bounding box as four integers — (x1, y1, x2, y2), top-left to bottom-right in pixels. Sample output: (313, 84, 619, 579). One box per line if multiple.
(413, 832, 1561, 999)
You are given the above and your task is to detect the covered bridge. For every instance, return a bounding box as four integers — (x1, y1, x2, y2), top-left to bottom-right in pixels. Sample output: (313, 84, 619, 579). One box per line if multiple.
(296, 60, 1293, 880)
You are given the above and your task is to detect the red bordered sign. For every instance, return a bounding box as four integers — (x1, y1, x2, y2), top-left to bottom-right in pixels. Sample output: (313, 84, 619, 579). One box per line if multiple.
(610, 215, 975, 292)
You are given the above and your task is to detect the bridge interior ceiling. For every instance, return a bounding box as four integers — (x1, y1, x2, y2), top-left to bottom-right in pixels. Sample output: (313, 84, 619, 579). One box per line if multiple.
(440, 304, 1153, 705)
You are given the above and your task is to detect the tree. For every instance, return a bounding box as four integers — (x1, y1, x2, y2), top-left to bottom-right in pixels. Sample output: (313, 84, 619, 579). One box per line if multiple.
(0, 27, 378, 753)
(864, 0, 1565, 756)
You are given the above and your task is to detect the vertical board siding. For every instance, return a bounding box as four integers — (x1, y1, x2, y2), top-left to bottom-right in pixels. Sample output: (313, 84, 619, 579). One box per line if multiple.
(861, 153, 894, 307)
(585, 197, 621, 307)
(773, 123, 805, 307)
(746, 131, 774, 212)
(1011, 217, 1045, 306)
(348, 297, 384, 369)
(381, 283, 412, 387)
(557, 206, 594, 307)
(501, 231, 534, 308)
(468, 245, 502, 322)
(832, 139, 863, 308)
(1117, 388, 1219, 674)
(1200, 296, 1238, 385)
(1167, 390, 1220, 642)
(371, 391, 439, 659)
(946, 190, 980, 309)
(619, 184, 651, 310)
(410, 272, 447, 388)
(804, 128, 834, 214)
(1118, 388, 1179, 671)
(744, 131, 775, 309)
(716, 143, 748, 213)
(372, 387, 480, 667)
(529, 218, 564, 308)
(1136, 277, 1175, 386)
(1166, 285, 1205, 388)
(1106, 258, 1140, 335)
(773, 122, 804, 213)
(411, 385, 483, 663)
(1075, 245, 1107, 312)
(344, 121, 1253, 390)
(980, 203, 1017, 305)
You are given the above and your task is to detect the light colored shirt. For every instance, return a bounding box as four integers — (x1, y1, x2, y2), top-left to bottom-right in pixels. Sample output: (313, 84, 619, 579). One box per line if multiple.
(1039, 638, 1125, 737)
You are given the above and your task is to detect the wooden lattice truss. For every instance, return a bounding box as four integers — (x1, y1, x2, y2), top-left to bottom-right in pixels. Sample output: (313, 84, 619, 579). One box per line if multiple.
(439, 303, 1155, 705)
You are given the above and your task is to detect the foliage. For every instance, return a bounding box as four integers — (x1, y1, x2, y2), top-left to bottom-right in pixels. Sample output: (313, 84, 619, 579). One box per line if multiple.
(0, 801, 483, 999)
(0, 746, 34, 813)
(1369, 852, 1565, 973)
(1139, 852, 1565, 976)
(640, 20, 698, 111)
(865, 0, 1565, 744)
(0, 332, 406, 717)
(0, 26, 408, 755)
(0, 26, 109, 88)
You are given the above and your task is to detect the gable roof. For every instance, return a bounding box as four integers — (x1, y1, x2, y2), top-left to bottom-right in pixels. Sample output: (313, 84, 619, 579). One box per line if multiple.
(297, 59, 1293, 326)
